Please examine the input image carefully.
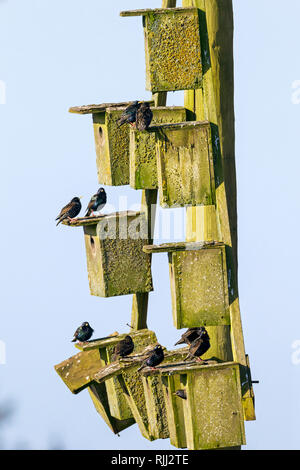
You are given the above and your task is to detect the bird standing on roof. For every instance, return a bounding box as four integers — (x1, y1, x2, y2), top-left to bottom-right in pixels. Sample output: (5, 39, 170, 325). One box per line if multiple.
(85, 187, 107, 217)
(184, 327, 210, 363)
(71, 322, 94, 344)
(55, 197, 82, 226)
(112, 335, 134, 360)
(117, 101, 140, 128)
(137, 345, 164, 372)
(135, 102, 153, 131)
(174, 327, 203, 346)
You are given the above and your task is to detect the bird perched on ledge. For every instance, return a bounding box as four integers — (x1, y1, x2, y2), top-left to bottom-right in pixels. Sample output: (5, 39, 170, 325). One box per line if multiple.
(56, 196, 82, 226)
(174, 327, 203, 346)
(138, 345, 164, 372)
(112, 335, 134, 361)
(85, 187, 107, 216)
(117, 101, 140, 128)
(72, 322, 94, 344)
(135, 102, 153, 131)
(184, 327, 210, 363)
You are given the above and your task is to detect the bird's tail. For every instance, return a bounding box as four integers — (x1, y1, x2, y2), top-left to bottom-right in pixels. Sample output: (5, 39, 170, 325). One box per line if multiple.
(56, 218, 62, 226)
(174, 338, 184, 346)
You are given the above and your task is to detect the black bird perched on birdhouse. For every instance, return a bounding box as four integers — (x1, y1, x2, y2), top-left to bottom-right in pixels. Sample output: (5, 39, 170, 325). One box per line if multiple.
(85, 187, 107, 217)
(173, 390, 187, 400)
(135, 102, 153, 131)
(184, 327, 210, 362)
(117, 101, 140, 128)
(56, 196, 82, 226)
(112, 335, 134, 360)
(71, 322, 94, 343)
(174, 327, 203, 346)
(137, 345, 164, 372)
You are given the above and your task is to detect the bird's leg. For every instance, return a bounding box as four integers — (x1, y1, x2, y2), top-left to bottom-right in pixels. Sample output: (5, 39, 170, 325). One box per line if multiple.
(196, 357, 205, 363)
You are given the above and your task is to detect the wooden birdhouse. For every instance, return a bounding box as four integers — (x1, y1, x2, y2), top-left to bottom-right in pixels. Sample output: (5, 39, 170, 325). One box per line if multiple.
(129, 106, 187, 190)
(69, 101, 153, 186)
(94, 345, 189, 442)
(64, 211, 153, 298)
(159, 361, 246, 450)
(55, 329, 158, 430)
(152, 121, 216, 208)
(143, 241, 230, 328)
(120, 8, 203, 93)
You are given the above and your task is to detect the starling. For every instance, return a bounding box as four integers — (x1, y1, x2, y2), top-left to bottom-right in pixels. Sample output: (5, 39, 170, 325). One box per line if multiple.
(137, 345, 164, 372)
(174, 327, 203, 346)
(71, 322, 94, 343)
(85, 187, 107, 217)
(184, 327, 210, 362)
(173, 390, 187, 400)
(117, 101, 140, 128)
(135, 102, 153, 131)
(112, 335, 134, 361)
(55, 197, 82, 226)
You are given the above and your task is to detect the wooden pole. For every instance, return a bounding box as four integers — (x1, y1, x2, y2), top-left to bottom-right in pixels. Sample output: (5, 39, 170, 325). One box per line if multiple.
(131, 0, 177, 330)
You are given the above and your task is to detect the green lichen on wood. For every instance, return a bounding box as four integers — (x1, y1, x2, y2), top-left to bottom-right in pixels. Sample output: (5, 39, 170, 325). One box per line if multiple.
(83, 212, 153, 298)
(93, 108, 129, 186)
(161, 374, 187, 449)
(155, 121, 215, 208)
(130, 107, 187, 190)
(184, 363, 245, 450)
(169, 245, 230, 328)
(142, 8, 202, 92)
(88, 382, 135, 434)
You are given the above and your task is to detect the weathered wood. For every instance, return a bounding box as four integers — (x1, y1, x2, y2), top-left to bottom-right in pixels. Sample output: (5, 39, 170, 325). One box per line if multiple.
(129, 107, 187, 190)
(130, 0, 177, 330)
(62, 211, 140, 227)
(88, 382, 135, 434)
(183, 0, 253, 423)
(154, 121, 216, 208)
(169, 246, 230, 327)
(69, 101, 153, 115)
(143, 240, 221, 254)
(54, 349, 101, 394)
(83, 212, 153, 297)
(120, 7, 196, 17)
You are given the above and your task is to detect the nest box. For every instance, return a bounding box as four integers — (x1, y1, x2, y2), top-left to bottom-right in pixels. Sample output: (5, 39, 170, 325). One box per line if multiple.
(55, 329, 157, 429)
(143, 241, 230, 328)
(152, 121, 216, 208)
(69, 101, 153, 186)
(160, 362, 246, 450)
(64, 211, 153, 298)
(120, 8, 203, 93)
(129, 106, 187, 190)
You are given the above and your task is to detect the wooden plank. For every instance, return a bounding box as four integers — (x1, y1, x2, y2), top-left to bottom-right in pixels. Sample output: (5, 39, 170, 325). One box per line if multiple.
(130, 0, 178, 330)
(54, 349, 101, 394)
(143, 240, 221, 254)
(120, 7, 196, 17)
(88, 382, 135, 434)
(69, 100, 154, 115)
(61, 210, 140, 227)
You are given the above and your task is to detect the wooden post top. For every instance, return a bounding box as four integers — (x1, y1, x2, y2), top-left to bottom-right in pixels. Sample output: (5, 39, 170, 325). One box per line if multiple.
(120, 7, 197, 17)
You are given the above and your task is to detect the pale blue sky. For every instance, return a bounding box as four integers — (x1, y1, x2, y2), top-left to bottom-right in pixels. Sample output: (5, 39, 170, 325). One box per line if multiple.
(0, 0, 300, 450)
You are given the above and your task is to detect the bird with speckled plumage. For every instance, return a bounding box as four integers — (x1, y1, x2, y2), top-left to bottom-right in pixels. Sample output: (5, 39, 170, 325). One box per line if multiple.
(56, 197, 82, 226)
(174, 327, 203, 346)
(137, 345, 164, 372)
(117, 101, 140, 128)
(135, 102, 153, 131)
(112, 335, 134, 361)
(71, 322, 94, 344)
(85, 187, 107, 216)
(184, 327, 210, 362)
